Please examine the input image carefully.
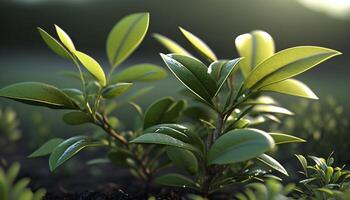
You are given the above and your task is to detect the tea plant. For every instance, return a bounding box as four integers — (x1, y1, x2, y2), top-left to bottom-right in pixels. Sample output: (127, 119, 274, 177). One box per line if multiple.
(131, 29, 340, 196)
(0, 106, 21, 144)
(0, 12, 172, 184)
(0, 162, 46, 200)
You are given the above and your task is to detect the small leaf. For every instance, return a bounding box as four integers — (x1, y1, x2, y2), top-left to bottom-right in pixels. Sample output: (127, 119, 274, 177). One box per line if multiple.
(257, 154, 289, 176)
(111, 64, 167, 83)
(269, 133, 305, 145)
(29, 138, 64, 158)
(37, 27, 72, 59)
(49, 136, 105, 171)
(107, 12, 149, 68)
(243, 46, 341, 90)
(153, 33, 192, 56)
(75, 51, 107, 86)
(260, 78, 318, 99)
(155, 173, 199, 190)
(235, 30, 275, 78)
(252, 105, 294, 115)
(207, 129, 275, 165)
(179, 27, 217, 62)
(63, 111, 92, 125)
(54, 24, 76, 53)
(102, 83, 133, 99)
(0, 82, 78, 109)
(166, 147, 198, 175)
(295, 154, 308, 173)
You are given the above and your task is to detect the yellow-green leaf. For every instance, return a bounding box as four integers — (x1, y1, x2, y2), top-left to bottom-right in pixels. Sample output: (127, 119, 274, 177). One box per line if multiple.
(235, 30, 275, 78)
(75, 51, 106, 86)
(107, 12, 149, 68)
(54, 25, 76, 53)
(260, 79, 318, 99)
(153, 33, 192, 56)
(37, 27, 72, 59)
(179, 27, 217, 62)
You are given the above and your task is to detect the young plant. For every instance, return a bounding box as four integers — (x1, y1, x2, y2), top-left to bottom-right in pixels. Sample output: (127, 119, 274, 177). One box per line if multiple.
(0, 12, 170, 184)
(131, 28, 341, 196)
(0, 162, 46, 200)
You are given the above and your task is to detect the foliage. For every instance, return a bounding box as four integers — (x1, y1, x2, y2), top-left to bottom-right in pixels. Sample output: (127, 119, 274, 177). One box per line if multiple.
(0, 162, 46, 200)
(0, 106, 21, 143)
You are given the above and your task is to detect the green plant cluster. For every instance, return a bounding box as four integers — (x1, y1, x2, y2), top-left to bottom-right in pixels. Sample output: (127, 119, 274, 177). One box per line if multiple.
(0, 106, 21, 143)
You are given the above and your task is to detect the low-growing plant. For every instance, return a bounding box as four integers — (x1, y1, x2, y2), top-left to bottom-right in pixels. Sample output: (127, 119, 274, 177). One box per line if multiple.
(129, 28, 341, 196)
(0, 106, 21, 144)
(0, 162, 46, 200)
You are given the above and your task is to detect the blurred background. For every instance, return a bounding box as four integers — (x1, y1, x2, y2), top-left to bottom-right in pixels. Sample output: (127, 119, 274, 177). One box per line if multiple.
(0, 0, 349, 155)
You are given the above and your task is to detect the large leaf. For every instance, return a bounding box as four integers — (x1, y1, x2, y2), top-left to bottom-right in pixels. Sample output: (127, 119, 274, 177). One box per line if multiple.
(37, 27, 72, 59)
(111, 64, 167, 83)
(166, 147, 198, 175)
(49, 136, 105, 171)
(269, 133, 306, 145)
(257, 154, 288, 176)
(207, 129, 275, 165)
(155, 173, 199, 190)
(160, 53, 216, 104)
(29, 138, 64, 158)
(153, 33, 192, 56)
(179, 27, 217, 62)
(75, 51, 107, 86)
(54, 25, 76, 53)
(243, 46, 341, 90)
(260, 78, 318, 99)
(102, 83, 133, 99)
(0, 82, 77, 109)
(208, 58, 243, 96)
(107, 12, 149, 68)
(235, 30, 275, 78)
(63, 111, 93, 125)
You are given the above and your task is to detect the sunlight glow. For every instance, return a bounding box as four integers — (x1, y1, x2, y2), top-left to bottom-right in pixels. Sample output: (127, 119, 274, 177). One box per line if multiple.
(297, 0, 350, 19)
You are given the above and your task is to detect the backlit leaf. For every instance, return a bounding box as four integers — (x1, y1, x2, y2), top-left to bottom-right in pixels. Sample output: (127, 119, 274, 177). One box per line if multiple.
(111, 64, 167, 83)
(102, 83, 133, 99)
(252, 105, 294, 115)
(153, 33, 192, 56)
(75, 51, 107, 86)
(37, 27, 72, 59)
(54, 25, 76, 53)
(257, 154, 289, 176)
(269, 133, 306, 145)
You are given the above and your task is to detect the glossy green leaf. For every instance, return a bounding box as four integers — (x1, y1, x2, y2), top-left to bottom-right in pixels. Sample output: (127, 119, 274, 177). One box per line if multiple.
(153, 33, 192, 56)
(111, 64, 167, 83)
(295, 154, 308, 173)
(207, 129, 275, 165)
(75, 51, 107, 86)
(130, 133, 198, 152)
(166, 147, 198, 175)
(102, 83, 132, 99)
(54, 25, 76, 53)
(155, 173, 199, 190)
(252, 105, 294, 115)
(260, 78, 318, 99)
(37, 28, 72, 59)
(208, 58, 243, 96)
(269, 133, 306, 145)
(107, 12, 149, 68)
(243, 46, 341, 90)
(49, 136, 105, 171)
(257, 154, 289, 176)
(235, 30, 275, 78)
(63, 111, 92, 125)
(160, 53, 216, 104)
(61, 88, 84, 108)
(143, 97, 175, 129)
(161, 100, 187, 123)
(179, 27, 217, 62)
(0, 82, 77, 109)
(28, 138, 64, 158)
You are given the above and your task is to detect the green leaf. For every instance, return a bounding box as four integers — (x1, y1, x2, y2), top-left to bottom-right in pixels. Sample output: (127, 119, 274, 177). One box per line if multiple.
(235, 30, 275, 78)
(102, 83, 133, 99)
(153, 33, 192, 56)
(179, 27, 217, 62)
(130, 133, 198, 153)
(33, 188, 46, 200)
(28, 138, 64, 158)
(54, 24, 76, 53)
(63, 111, 92, 125)
(155, 173, 199, 190)
(269, 133, 306, 145)
(208, 58, 243, 96)
(260, 78, 318, 99)
(243, 46, 341, 90)
(207, 129, 275, 165)
(111, 64, 167, 83)
(126, 86, 153, 102)
(108, 150, 133, 167)
(252, 105, 294, 115)
(295, 154, 308, 173)
(0, 82, 78, 109)
(75, 51, 107, 86)
(61, 88, 84, 108)
(166, 147, 198, 175)
(161, 100, 187, 123)
(160, 53, 216, 104)
(107, 12, 149, 68)
(37, 27, 72, 59)
(257, 154, 289, 176)
(49, 136, 105, 171)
